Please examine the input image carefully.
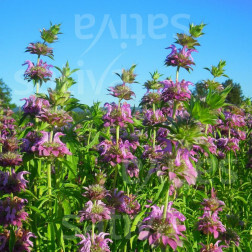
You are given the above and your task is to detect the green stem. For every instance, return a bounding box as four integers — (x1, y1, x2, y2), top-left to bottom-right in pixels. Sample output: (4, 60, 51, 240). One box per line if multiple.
(176, 66, 180, 82)
(91, 222, 95, 243)
(152, 103, 156, 148)
(116, 125, 120, 147)
(163, 181, 170, 219)
(228, 129, 231, 188)
(113, 164, 119, 190)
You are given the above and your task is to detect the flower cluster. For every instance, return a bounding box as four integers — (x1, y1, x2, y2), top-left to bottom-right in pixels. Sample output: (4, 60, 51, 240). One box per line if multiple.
(98, 139, 136, 166)
(0, 197, 28, 227)
(31, 131, 71, 158)
(103, 102, 133, 128)
(76, 232, 112, 252)
(23, 60, 53, 83)
(165, 44, 197, 71)
(0, 228, 36, 252)
(138, 202, 186, 250)
(0, 169, 29, 193)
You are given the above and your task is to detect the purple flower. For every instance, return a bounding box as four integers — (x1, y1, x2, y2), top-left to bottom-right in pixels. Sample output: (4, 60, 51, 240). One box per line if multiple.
(219, 228, 240, 247)
(21, 131, 41, 153)
(76, 232, 112, 252)
(157, 148, 198, 187)
(79, 200, 111, 223)
(197, 211, 226, 239)
(125, 161, 139, 178)
(108, 84, 135, 100)
(165, 44, 197, 71)
(0, 228, 36, 252)
(161, 79, 192, 102)
(103, 102, 133, 127)
(200, 240, 227, 252)
(31, 131, 71, 158)
(97, 139, 136, 166)
(202, 188, 225, 213)
(37, 109, 73, 127)
(0, 169, 29, 193)
(140, 92, 161, 106)
(0, 152, 22, 167)
(143, 109, 166, 126)
(138, 202, 186, 250)
(118, 194, 140, 217)
(83, 184, 109, 200)
(0, 197, 28, 227)
(21, 95, 50, 116)
(23, 60, 53, 82)
(26, 42, 53, 58)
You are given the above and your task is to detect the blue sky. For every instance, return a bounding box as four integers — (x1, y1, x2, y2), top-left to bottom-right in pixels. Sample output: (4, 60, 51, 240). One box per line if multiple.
(0, 0, 251, 107)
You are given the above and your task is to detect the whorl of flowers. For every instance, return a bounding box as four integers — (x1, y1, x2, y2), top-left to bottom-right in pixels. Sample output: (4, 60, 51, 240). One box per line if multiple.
(76, 232, 112, 252)
(2, 136, 19, 152)
(200, 240, 227, 252)
(31, 131, 71, 158)
(157, 147, 198, 188)
(79, 200, 111, 223)
(0, 228, 36, 252)
(219, 228, 240, 247)
(26, 42, 53, 58)
(138, 202, 186, 250)
(143, 109, 166, 126)
(23, 60, 53, 83)
(0, 197, 28, 227)
(161, 79, 193, 102)
(197, 211, 226, 239)
(21, 131, 41, 153)
(21, 95, 50, 116)
(97, 139, 136, 166)
(103, 102, 133, 127)
(140, 92, 161, 106)
(165, 44, 197, 71)
(0, 152, 22, 167)
(0, 169, 29, 193)
(37, 109, 73, 127)
(118, 194, 140, 217)
(83, 184, 109, 201)
(108, 84, 135, 100)
(201, 188, 225, 212)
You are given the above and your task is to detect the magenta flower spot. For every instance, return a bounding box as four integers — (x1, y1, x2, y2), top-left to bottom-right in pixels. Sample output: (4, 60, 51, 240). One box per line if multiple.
(143, 109, 166, 126)
(0, 152, 22, 167)
(31, 131, 71, 158)
(83, 184, 109, 200)
(0, 197, 28, 227)
(108, 84, 135, 100)
(21, 95, 50, 116)
(0, 169, 29, 193)
(23, 60, 53, 82)
(219, 228, 240, 247)
(97, 139, 136, 166)
(200, 240, 227, 252)
(124, 161, 139, 178)
(0, 228, 36, 252)
(103, 102, 133, 128)
(21, 131, 41, 153)
(3, 136, 19, 152)
(157, 148, 198, 187)
(118, 194, 140, 217)
(201, 188, 225, 213)
(197, 211, 226, 239)
(161, 79, 192, 102)
(79, 200, 111, 223)
(165, 44, 197, 71)
(37, 109, 73, 127)
(140, 92, 161, 106)
(76, 232, 112, 252)
(138, 202, 186, 250)
(26, 42, 53, 58)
